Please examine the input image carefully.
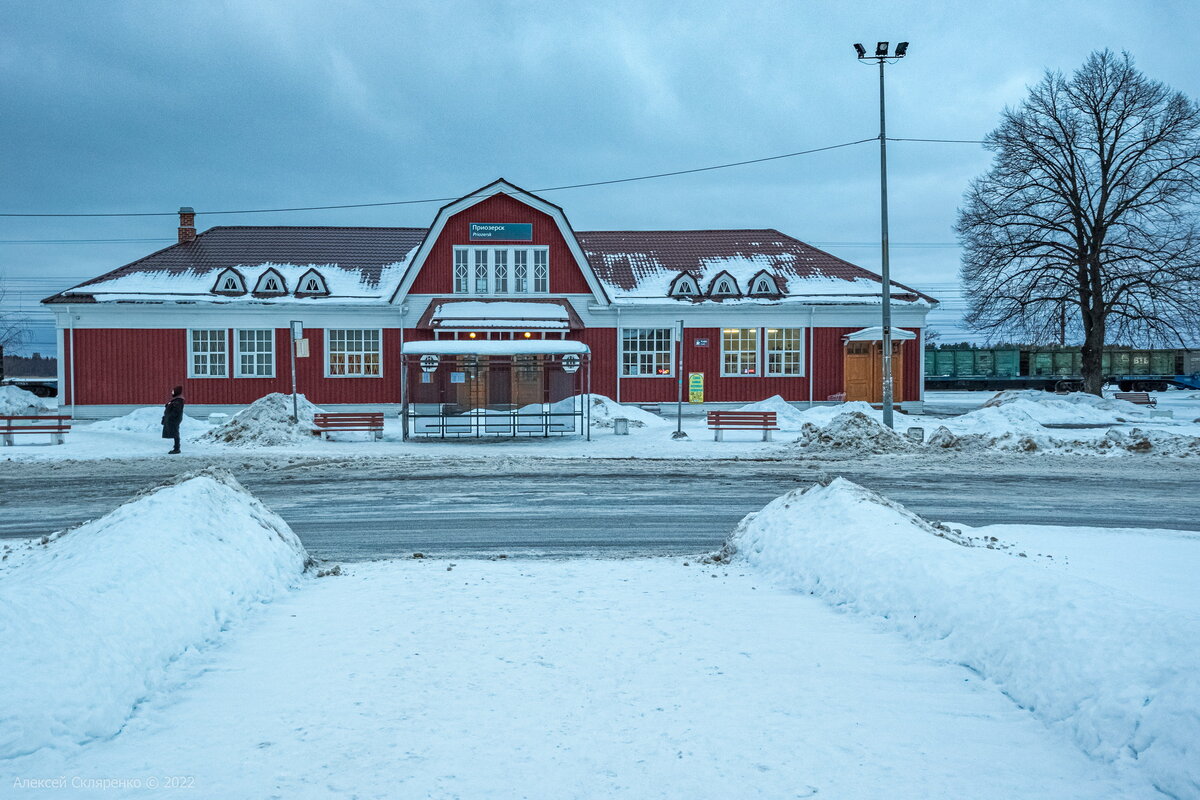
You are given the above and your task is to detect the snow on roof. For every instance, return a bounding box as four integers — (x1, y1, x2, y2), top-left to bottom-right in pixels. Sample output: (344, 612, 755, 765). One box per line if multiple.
(431, 301, 570, 320)
(844, 326, 919, 341)
(575, 230, 935, 306)
(402, 340, 590, 356)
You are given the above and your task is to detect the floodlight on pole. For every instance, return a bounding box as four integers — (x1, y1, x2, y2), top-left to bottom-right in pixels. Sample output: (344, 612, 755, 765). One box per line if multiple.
(852, 39, 908, 429)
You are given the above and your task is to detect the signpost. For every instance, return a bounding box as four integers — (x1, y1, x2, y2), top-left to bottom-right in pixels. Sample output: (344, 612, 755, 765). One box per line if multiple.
(420, 354, 440, 373)
(673, 319, 687, 439)
(562, 353, 581, 373)
(289, 320, 304, 423)
(469, 222, 533, 241)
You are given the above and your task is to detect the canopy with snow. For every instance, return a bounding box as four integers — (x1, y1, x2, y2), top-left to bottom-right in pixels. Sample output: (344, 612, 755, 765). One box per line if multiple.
(418, 299, 581, 331)
(843, 326, 917, 342)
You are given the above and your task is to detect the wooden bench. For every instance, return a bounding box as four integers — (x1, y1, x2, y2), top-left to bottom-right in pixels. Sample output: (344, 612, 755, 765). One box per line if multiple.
(312, 412, 385, 440)
(1113, 392, 1157, 408)
(0, 415, 72, 446)
(826, 392, 847, 402)
(707, 410, 779, 442)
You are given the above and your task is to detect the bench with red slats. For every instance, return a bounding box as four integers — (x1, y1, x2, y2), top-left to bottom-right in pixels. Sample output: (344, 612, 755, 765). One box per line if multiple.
(312, 412, 385, 441)
(0, 415, 72, 446)
(706, 410, 779, 442)
(1113, 391, 1157, 408)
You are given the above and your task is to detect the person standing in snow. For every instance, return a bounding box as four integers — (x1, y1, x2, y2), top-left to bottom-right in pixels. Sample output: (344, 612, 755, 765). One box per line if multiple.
(161, 385, 185, 454)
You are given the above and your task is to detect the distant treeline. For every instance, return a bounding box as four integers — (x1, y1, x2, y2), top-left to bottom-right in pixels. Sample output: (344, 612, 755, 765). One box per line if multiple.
(926, 342, 1198, 351)
(1, 350, 57, 378)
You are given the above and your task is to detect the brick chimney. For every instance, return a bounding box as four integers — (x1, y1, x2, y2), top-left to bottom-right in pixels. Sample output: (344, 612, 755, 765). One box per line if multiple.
(178, 207, 196, 244)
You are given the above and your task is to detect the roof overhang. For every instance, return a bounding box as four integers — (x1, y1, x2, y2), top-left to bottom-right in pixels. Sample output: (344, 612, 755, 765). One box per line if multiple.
(844, 326, 918, 341)
(402, 340, 590, 356)
(415, 297, 584, 330)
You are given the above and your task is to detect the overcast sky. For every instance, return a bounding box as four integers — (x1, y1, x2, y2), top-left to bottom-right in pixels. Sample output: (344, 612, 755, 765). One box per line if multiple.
(2, 0, 1198, 355)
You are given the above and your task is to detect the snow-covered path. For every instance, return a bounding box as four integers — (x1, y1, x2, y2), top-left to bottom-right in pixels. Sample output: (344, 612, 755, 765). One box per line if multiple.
(15, 558, 1153, 799)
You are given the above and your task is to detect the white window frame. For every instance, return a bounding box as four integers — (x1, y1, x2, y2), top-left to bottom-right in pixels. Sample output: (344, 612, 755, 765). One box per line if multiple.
(765, 327, 805, 377)
(452, 246, 550, 295)
(324, 328, 384, 378)
(234, 328, 276, 378)
(750, 274, 778, 295)
(669, 274, 699, 297)
(297, 271, 327, 295)
(188, 328, 228, 378)
(214, 269, 246, 294)
(620, 327, 675, 378)
(721, 328, 760, 377)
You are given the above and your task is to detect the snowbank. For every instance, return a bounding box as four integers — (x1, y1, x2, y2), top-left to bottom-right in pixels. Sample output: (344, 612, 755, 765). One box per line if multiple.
(89, 406, 210, 437)
(200, 393, 325, 446)
(730, 478, 1200, 798)
(0, 385, 49, 416)
(738, 396, 905, 431)
(0, 471, 307, 760)
(574, 394, 666, 429)
(982, 390, 1148, 424)
(792, 411, 917, 454)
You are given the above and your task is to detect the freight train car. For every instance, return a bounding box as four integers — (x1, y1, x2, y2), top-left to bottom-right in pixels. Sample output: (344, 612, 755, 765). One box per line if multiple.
(925, 346, 1200, 391)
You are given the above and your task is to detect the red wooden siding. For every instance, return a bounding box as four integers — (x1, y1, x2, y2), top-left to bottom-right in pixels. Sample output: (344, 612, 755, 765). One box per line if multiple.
(408, 193, 593, 296)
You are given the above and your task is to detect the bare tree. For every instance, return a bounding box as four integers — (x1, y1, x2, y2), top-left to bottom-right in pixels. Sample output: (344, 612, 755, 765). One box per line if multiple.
(0, 282, 29, 352)
(957, 50, 1200, 394)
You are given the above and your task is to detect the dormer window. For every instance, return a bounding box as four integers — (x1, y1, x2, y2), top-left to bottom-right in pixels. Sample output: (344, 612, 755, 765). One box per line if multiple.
(708, 271, 740, 298)
(253, 268, 287, 294)
(668, 272, 700, 299)
(296, 269, 329, 296)
(212, 268, 246, 295)
(748, 271, 781, 296)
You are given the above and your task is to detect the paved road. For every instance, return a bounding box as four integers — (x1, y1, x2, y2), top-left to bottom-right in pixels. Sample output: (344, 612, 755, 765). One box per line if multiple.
(2, 457, 1196, 560)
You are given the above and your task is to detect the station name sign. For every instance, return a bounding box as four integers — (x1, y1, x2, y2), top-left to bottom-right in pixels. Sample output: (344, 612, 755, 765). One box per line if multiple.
(470, 222, 533, 241)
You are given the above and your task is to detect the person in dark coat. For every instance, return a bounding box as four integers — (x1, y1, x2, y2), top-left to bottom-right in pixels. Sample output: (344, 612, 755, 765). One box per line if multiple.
(161, 385, 185, 454)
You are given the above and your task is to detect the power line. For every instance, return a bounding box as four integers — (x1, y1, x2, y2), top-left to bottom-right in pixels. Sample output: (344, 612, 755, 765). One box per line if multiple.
(0, 238, 174, 245)
(886, 137, 986, 144)
(0, 138, 879, 219)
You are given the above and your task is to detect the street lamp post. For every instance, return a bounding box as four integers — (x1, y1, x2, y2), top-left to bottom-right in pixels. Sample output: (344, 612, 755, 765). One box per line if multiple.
(855, 40, 907, 429)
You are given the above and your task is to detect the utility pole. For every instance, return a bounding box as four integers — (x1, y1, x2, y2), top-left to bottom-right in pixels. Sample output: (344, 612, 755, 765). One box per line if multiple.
(855, 40, 907, 429)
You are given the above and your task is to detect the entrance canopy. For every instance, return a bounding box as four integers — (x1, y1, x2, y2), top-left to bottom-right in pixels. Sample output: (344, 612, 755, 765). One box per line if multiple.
(843, 326, 917, 342)
(402, 340, 589, 356)
(418, 299, 582, 331)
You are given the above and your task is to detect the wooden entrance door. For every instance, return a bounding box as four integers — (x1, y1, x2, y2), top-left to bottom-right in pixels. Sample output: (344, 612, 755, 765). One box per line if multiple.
(843, 341, 904, 403)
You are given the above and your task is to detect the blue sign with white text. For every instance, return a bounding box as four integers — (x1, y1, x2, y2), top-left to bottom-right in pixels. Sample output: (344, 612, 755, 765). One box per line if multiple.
(470, 222, 533, 241)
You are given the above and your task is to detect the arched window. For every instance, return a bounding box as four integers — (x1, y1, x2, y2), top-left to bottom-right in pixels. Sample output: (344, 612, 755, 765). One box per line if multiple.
(212, 268, 246, 295)
(253, 268, 287, 294)
(668, 273, 700, 298)
(748, 271, 781, 296)
(708, 271, 740, 297)
(296, 269, 329, 296)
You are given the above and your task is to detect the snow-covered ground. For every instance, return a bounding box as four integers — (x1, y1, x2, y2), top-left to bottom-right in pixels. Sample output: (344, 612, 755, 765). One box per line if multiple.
(4, 390, 1200, 463)
(4, 473, 1197, 797)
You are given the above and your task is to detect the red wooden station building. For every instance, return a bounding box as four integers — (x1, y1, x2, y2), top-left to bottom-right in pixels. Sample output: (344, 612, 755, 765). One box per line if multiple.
(44, 180, 936, 427)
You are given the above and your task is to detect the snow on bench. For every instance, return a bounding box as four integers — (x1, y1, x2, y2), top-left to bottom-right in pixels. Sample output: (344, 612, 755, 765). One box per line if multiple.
(312, 412, 385, 440)
(1112, 392, 1157, 408)
(0, 415, 71, 446)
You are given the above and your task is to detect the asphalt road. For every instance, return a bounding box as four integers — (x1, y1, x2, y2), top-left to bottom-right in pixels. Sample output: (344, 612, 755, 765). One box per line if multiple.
(2, 456, 1196, 560)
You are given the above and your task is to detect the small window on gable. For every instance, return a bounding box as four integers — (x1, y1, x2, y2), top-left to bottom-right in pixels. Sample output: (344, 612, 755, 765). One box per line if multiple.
(708, 271, 740, 297)
(296, 269, 328, 296)
(668, 273, 699, 299)
(253, 268, 287, 294)
(749, 271, 780, 296)
(212, 269, 246, 295)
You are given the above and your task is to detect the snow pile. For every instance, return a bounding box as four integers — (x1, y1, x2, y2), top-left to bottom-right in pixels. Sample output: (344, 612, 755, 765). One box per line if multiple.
(730, 478, 1200, 798)
(737, 396, 810, 430)
(941, 404, 1049, 437)
(529, 394, 666, 429)
(981, 390, 1148, 424)
(928, 424, 1200, 457)
(200, 393, 325, 446)
(793, 411, 917, 454)
(0, 471, 308, 759)
(0, 384, 49, 416)
(89, 406, 210, 437)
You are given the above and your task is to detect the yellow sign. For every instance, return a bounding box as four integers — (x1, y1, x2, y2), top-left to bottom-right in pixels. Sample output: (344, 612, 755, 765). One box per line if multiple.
(688, 372, 704, 403)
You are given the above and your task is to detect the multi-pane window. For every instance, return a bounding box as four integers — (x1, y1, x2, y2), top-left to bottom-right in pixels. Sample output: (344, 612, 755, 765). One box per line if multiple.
(514, 250, 529, 293)
(453, 246, 548, 294)
(454, 249, 469, 293)
(621, 328, 674, 377)
(494, 249, 509, 293)
(327, 329, 382, 377)
(189, 329, 227, 377)
(722, 328, 759, 376)
(766, 328, 803, 376)
(235, 329, 275, 378)
(533, 250, 549, 293)
(474, 249, 489, 293)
